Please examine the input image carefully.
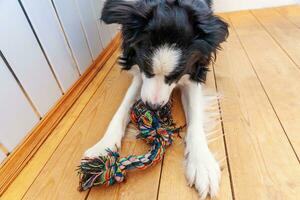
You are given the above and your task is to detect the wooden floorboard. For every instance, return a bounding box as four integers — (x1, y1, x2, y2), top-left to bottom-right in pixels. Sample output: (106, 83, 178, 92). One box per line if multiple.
(276, 5, 300, 28)
(217, 13, 300, 199)
(157, 70, 233, 200)
(21, 65, 131, 200)
(1, 50, 119, 200)
(87, 137, 162, 200)
(0, 34, 121, 196)
(87, 106, 162, 199)
(228, 10, 300, 158)
(251, 8, 300, 67)
(2, 5, 300, 200)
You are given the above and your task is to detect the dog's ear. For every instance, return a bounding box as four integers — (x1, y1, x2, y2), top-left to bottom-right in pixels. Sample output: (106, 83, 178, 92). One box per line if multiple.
(185, 43, 210, 83)
(182, 0, 229, 55)
(101, 0, 150, 26)
(196, 15, 229, 51)
(185, 16, 228, 82)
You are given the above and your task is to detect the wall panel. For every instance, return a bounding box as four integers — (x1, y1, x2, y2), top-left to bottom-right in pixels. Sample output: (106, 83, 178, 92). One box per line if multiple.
(0, 0, 120, 163)
(53, 0, 93, 73)
(0, 56, 39, 152)
(21, 0, 80, 92)
(0, 0, 62, 116)
(92, 0, 113, 47)
(0, 152, 5, 163)
(75, 0, 103, 60)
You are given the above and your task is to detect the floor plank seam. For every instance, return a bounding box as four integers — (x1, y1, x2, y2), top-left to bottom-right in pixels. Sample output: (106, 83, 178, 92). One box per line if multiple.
(275, 7, 300, 28)
(229, 16, 300, 163)
(84, 189, 91, 200)
(249, 10, 300, 71)
(20, 58, 118, 199)
(212, 63, 236, 200)
(5, 7, 300, 199)
(155, 155, 165, 200)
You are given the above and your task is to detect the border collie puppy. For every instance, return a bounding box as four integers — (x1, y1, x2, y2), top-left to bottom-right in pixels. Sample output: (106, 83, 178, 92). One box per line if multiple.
(84, 0, 228, 198)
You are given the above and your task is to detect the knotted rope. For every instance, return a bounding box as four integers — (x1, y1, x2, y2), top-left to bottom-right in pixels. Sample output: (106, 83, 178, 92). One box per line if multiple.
(78, 99, 182, 191)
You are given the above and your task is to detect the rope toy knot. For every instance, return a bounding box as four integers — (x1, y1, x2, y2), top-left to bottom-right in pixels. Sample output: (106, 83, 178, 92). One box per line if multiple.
(78, 150, 126, 191)
(78, 100, 182, 191)
(132, 100, 180, 146)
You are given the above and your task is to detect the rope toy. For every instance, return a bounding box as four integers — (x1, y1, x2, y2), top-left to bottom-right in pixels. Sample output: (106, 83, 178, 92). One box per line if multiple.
(77, 99, 182, 191)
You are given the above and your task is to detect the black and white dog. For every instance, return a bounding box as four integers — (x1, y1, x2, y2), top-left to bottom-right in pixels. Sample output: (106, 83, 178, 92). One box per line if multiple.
(84, 0, 228, 198)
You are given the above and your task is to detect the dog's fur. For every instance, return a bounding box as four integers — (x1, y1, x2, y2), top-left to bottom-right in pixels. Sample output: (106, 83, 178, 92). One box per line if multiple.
(84, 0, 228, 198)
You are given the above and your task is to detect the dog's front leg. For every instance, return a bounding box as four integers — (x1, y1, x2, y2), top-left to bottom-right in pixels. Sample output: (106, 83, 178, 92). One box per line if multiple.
(180, 80, 220, 199)
(84, 68, 141, 157)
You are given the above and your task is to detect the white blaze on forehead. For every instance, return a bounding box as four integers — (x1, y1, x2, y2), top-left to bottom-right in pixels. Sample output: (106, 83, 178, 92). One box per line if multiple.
(152, 45, 181, 76)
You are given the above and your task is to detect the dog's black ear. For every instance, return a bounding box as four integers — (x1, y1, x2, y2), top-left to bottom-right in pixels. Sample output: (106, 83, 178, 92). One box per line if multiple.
(181, 0, 229, 53)
(101, 0, 150, 25)
(185, 15, 228, 83)
(204, 0, 213, 8)
(196, 15, 229, 51)
(185, 42, 210, 83)
(181, 0, 228, 83)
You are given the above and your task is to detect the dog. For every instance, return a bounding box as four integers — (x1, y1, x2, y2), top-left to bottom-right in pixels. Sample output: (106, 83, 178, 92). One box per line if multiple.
(84, 0, 228, 198)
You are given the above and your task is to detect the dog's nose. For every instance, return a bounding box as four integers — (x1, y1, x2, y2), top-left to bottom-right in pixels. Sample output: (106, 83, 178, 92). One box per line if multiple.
(145, 101, 161, 110)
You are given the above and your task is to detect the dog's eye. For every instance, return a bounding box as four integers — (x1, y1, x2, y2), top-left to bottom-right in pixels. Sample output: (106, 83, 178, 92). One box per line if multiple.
(144, 71, 155, 78)
(165, 76, 176, 85)
(165, 69, 184, 85)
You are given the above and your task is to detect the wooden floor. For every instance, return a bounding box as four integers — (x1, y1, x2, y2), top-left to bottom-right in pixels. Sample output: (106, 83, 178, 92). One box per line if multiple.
(2, 5, 300, 200)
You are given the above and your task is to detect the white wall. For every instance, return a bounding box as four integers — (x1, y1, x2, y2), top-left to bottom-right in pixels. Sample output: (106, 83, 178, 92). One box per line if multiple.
(0, 152, 5, 163)
(21, 0, 80, 92)
(213, 0, 299, 13)
(0, 56, 39, 152)
(4, 0, 298, 163)
(0, 0, 118, 160)
(0, 0, 63, 116)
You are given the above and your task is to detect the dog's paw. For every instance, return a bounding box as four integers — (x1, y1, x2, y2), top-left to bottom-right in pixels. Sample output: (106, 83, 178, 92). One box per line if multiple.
(185, 148, 221, 199)
(83, 126, 123, 158)
(83, 139, 118, 158)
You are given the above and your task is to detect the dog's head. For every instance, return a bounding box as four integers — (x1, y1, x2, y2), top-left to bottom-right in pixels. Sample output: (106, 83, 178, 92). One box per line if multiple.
(102, 0, 228, 109)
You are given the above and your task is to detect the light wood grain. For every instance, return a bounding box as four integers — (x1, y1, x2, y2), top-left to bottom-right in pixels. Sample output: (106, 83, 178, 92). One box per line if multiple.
(157, 70, 233, 200)
(0, 50, 119, 200)
(229, 10, 300, 157)
(276, 5, 300, 28)
(21, 61, 137, 199)
(3, 6, 300, 200)
(0, 35, 120, 197)
(88, 132, 162, 200)
(215, 13, 300, 200)
(251, 8, 300, 66)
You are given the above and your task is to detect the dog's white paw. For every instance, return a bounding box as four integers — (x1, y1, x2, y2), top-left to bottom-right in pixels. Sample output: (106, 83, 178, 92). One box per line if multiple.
(185, 148, 221, 199)
(84, 139, 118, 158)
(83, 125, 123, 158)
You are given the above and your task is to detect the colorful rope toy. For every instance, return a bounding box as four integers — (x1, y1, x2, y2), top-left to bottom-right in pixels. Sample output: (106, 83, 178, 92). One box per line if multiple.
(78, 99, 182, 191)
